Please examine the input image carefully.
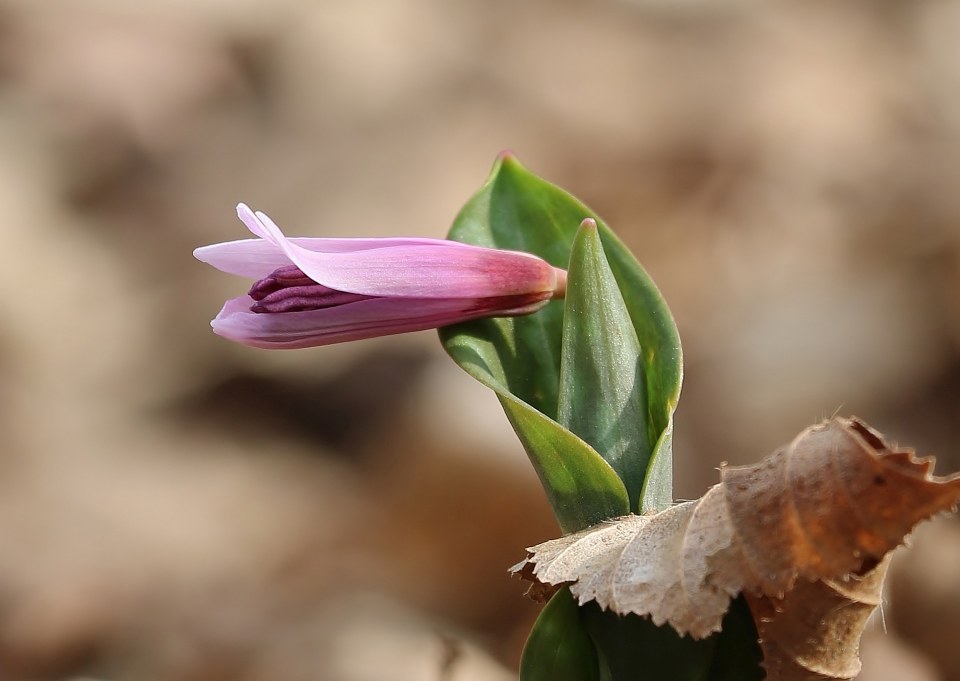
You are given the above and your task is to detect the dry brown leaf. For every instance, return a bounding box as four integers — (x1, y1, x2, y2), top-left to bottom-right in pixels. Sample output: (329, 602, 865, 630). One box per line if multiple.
(512, 417, 960, 680)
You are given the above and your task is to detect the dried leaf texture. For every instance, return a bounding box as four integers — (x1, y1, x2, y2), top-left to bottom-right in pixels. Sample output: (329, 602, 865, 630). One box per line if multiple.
(513, 418, 960, 679)
(744, 557, 887, 681)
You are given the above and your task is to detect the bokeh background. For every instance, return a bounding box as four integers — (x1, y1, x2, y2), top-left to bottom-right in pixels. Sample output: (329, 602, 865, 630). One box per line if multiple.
(1, 0, 959, 679)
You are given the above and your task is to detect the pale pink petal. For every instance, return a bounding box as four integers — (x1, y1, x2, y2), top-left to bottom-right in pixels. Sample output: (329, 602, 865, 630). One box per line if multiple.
(238, 205, 557, 299)
(210, 294, 552, 349)
(193, 239, 289, 278)
(195, 234, 481, 278)
(236, 204, 479, 253)
(197, 206, 479, 278)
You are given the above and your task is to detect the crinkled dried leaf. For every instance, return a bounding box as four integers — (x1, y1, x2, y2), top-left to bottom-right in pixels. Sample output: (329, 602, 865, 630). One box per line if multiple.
(513, 417, 960, 680)
(744, 557, 888, 681)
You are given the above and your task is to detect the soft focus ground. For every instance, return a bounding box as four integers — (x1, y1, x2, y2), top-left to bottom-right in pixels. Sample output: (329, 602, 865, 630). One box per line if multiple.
(1, 1, 959, 680)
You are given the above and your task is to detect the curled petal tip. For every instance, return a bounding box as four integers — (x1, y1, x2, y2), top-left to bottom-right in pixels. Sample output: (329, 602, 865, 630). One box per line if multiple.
(236, 202, 259, 230)
(236, 202, 256, 223)
(235, 203, 279, 242)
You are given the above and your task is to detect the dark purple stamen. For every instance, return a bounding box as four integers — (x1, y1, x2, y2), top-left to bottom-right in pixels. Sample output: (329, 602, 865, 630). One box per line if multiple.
(249, 265, 374, 313)
(248, 264, 319, 301)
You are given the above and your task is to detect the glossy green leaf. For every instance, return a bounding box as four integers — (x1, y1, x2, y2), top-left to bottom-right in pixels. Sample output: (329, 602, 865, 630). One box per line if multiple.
(440, 153, 681, 524)
(498, 395, 631, 532)
(520, 588, 601, 681)
(440, 155, 631, 533)
(599, 221, 681, 512)
(559, 221, 649, 513)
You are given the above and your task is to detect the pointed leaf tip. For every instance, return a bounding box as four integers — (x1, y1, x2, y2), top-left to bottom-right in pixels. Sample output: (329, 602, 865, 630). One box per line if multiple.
(559, 225, 649, 512)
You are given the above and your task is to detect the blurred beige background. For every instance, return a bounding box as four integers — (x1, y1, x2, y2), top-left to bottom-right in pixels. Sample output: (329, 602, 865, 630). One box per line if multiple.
(1, 0, 959, 679)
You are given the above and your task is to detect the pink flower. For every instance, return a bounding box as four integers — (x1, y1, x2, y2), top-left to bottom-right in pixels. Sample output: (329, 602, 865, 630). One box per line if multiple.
(194, 204, 567, 349)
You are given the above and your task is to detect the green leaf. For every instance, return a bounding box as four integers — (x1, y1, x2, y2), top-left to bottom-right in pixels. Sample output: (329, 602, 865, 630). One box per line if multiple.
(498, 395, 632, 532)
(521, 593, 762, 681)
(559, 220, 649, 513)
(440, 155, 760, 680)
(443, 321, 628, 531)
(599, 221, 681, 513)
(440, 153, 681, 519)
(520, 588, 601, 681)
(440, 155, 631, 533)
(582, 597, 763, 681)
(584, 606, 717, 681)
